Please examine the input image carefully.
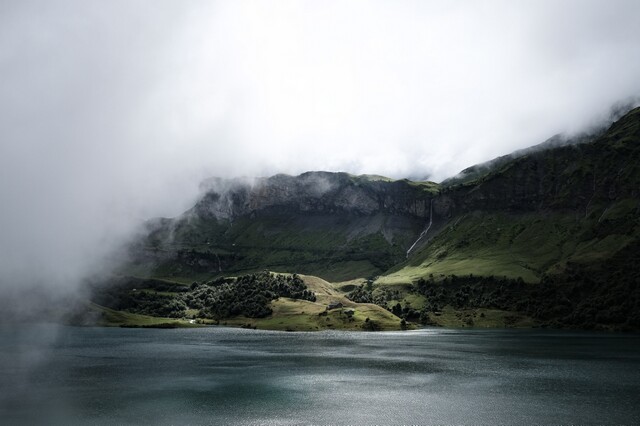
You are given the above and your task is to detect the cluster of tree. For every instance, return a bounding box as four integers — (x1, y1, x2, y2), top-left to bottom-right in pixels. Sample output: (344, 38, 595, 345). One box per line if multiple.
(347, 284, 425, 322)
(389, 302, 422, 323)
(187, 272, 315, 319)
(361, 317, 380, 331)
(92, 272, 316, 321)
(412, 274, 527, 312)
(346, 283, 402, 306)
(347, 259, 639, 331)
(101, 290, 188, 318)
(346, 284, 374, 304)
(411, 266, 639, 330)
(91, 278, 188, 318)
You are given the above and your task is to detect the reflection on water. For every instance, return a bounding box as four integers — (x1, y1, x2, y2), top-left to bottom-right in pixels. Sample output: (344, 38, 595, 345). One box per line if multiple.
(1, 325, 639, 425)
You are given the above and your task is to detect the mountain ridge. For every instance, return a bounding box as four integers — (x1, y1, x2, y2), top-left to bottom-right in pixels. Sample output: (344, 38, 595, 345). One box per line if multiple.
(107, 106, 640, 330)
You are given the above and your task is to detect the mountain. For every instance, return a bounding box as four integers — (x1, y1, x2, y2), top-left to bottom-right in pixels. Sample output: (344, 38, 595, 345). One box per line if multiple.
(127, 172, 439, 282)
(380, 107, 640, 329)
(385, 106, 640, 283)
(109, 106, 640, 331)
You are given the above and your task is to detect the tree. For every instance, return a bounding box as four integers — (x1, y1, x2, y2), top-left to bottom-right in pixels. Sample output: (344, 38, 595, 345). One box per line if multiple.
(392, 302, 403, 317)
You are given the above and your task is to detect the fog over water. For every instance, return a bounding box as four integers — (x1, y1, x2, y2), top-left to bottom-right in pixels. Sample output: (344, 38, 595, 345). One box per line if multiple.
(1, 0, 640, 297)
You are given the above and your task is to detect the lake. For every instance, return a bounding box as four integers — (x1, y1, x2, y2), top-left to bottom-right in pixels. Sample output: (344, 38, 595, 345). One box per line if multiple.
(1, 325, 639, 425)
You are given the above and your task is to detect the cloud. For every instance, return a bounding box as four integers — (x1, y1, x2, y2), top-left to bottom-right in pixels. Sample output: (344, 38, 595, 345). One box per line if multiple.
(1, 0, 639, 298)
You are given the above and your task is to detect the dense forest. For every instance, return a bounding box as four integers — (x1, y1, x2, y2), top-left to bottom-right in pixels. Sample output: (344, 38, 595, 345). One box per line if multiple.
(348, 267, 640, 331)
(92, 272, 316, 321)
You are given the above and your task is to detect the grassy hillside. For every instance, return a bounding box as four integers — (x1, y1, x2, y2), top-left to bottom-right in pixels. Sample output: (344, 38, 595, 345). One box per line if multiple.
(91, 272, 404, 332)
(98, 107, 640, 331)
(128, 213, 413, 282)
(379, 198, 640, 285)
(370, 108, 640, 330)
(220, 275, 403, 331)
(381, 108, 640, 287)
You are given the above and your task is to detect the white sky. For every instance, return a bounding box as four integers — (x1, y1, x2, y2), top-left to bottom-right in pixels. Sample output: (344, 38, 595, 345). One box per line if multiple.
(1, 0, 640, 290)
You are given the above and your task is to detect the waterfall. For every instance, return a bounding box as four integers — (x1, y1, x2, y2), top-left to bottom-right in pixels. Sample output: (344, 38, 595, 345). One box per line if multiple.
(406, 199, 433, 258)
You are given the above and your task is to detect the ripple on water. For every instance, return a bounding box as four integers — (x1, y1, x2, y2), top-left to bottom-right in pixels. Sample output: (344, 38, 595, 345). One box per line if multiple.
(0, 325, 639, 425)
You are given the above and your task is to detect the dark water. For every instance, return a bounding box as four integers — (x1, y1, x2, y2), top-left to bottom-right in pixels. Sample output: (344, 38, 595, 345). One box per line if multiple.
(1, 325, 639, 425)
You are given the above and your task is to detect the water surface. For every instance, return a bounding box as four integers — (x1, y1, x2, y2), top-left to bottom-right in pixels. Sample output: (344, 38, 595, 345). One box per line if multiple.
(1, 325, 639, 425)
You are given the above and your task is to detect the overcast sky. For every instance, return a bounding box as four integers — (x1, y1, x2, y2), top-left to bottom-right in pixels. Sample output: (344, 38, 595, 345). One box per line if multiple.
(1, 0, 640, 292)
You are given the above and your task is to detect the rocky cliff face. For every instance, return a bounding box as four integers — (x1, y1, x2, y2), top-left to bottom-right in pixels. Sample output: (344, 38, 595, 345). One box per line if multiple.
(132, 173, 441, 281)
(193, 172, 437, 221)
(191, 108, 640, 226)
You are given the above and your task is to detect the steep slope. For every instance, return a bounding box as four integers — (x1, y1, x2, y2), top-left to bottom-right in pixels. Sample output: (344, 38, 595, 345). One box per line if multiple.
(382, 107, 640, 285)
(125, 173, 439, 282)
(375, 107, 640, 330)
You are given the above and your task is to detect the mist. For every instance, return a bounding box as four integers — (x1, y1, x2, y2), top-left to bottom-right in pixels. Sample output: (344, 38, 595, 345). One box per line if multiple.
(1, 0, 640, 303)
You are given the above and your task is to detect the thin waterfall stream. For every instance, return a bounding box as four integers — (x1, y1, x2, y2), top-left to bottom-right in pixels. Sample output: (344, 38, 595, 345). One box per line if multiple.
(406, 198, 433, 258)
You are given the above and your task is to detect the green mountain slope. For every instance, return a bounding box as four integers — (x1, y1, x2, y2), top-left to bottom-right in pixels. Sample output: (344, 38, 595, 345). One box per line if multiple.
(112, 106, 640, 330)
(126, 172, 438, 282)
(373, 107, 640, 330)
(385, 107, 640, 285)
